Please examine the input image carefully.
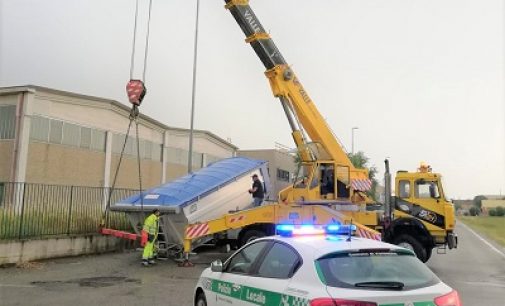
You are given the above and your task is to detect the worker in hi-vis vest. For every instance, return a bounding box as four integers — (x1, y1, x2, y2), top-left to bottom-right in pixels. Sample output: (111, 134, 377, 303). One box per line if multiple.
(142, 209, 160, 266)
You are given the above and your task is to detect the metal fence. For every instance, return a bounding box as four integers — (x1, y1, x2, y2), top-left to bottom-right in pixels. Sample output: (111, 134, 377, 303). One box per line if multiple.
(0, 182, 137, 240)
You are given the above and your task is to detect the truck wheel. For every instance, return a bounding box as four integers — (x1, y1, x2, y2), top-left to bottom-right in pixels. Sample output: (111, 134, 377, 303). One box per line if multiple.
(394, 234, 428, 263)
(239, 229, 266, 246)
(195, 292, 207, 306)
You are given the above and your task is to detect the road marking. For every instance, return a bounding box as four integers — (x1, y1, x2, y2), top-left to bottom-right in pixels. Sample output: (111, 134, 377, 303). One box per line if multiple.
(463, 281, 505, 288)
(0, 284, 36, 288)
(459, 222, 505, 259)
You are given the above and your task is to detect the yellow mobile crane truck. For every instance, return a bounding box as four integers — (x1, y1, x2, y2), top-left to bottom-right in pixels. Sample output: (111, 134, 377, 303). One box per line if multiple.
(179, 0, 457, 264)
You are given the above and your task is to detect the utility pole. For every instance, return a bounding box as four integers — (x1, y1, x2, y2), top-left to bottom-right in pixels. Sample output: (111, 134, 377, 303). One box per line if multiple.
(351, 127, 359, 155)
(188, 0, 200, 173)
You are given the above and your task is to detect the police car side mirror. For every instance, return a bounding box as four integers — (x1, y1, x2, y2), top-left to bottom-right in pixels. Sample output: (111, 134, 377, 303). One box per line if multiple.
(211, 260, 223, 272)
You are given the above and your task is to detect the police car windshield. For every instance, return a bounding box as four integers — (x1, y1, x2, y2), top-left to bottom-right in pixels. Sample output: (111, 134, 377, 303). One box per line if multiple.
(316, 250, 439, 290)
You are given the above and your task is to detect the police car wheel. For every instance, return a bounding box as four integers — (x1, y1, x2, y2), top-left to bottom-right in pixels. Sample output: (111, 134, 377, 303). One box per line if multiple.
(239, 229, 266, 246)
(394, 234, 428, 263)
(195, 292, 207, 306)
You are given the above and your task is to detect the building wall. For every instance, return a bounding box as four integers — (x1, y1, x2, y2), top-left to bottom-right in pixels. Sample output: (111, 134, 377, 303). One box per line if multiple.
(32, 91, 164, 144)
(482, 199, 505, 209)
(26, 142, 106, 186)
(0, 85, 237, 191)
(238, 149, 296, 199)
(0, 93, 19, 106)
(0, 142, 13, 181)
(0, 93, 20, 182)
(109, 156, 162, 190)
(166, 131, 235, 161)
(166, 163, 189, 182)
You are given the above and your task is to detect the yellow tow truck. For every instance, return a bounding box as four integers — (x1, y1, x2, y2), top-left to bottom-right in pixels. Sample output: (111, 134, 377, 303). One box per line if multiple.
(179, 0, 457, 264)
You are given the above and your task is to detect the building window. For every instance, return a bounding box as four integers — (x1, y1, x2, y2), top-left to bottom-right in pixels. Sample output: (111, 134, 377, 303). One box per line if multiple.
(277, 168, 290, 182)
(192, 152, 203, 168)
(62, 122, 80, 147)
(29, 115, 106, 152)
(90, 129, 106, 151)
(112, 133, 162, 161)
(49, 120, 63, 144)
(141, 140, 149, 159)
(173, 148, 188, 165)
(80, 127, 92, 149)
(0, 106, 16, 140)
(205, 154, 221, 165)
(152, 143, 162, 162)
(112, 133, 129, 155)
(30, 116, 50, 142)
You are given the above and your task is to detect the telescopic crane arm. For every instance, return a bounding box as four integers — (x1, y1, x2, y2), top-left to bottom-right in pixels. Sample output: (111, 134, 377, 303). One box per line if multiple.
(224, 0, 369, 183)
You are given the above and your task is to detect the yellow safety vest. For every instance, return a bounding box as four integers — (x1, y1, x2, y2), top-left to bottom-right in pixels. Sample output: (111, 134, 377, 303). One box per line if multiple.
(143, 213, 158, 235)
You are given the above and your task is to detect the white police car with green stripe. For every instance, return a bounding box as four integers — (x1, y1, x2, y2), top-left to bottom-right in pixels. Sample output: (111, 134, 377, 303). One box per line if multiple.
(194, 224, 461, 306)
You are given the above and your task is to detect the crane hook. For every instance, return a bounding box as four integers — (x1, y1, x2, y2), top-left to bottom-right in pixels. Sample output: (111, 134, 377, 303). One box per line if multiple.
(126, 79, 147, 106)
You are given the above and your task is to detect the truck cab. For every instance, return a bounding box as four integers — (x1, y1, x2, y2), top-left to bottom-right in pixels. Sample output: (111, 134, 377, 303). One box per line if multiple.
(384, 164, 457, 262)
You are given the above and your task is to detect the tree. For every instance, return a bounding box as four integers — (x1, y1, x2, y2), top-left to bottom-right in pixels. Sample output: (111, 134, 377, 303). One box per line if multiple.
(469, 206, 480, 216)
(348, 151, 378, 201)
(292, 152, 301, 168)
(454, 202, 462, 211)
(473, 195, 487, 210)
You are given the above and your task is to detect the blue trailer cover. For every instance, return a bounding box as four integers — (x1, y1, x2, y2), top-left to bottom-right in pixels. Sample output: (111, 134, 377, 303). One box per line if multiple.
(116, 157, 266, 208)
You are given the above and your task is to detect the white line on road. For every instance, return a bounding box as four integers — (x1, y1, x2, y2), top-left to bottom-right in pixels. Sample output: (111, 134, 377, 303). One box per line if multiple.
(463, 281, 505, 288)
(459, 222, 505, 259)
(0, 284, 36, 288)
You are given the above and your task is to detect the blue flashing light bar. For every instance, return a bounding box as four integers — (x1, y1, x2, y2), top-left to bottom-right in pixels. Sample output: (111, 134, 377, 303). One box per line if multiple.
(326, 224, 357, 235)
(275, 224, 357, 237)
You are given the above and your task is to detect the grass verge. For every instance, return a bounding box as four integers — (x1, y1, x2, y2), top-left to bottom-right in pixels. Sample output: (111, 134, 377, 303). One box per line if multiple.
(458, 216, 505, 247)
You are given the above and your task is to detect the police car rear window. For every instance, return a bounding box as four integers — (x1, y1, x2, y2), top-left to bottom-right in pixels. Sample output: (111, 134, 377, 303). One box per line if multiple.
(316, 250, 440, 290)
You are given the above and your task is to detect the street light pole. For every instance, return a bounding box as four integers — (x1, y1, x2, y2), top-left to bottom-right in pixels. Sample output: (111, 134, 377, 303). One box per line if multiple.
(351, 127, 359, 155)
(188, 0, 200, 174)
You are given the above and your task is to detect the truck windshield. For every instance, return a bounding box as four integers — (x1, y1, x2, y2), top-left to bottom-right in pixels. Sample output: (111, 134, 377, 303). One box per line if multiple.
(415, 180, 440, 199)
(316, 251, 439, 290)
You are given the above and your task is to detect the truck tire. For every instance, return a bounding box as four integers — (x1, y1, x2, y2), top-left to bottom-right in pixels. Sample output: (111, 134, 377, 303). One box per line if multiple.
(239, 229, 266, 246)
(195, 292, 207, 306)
(394, 234, 428, 263)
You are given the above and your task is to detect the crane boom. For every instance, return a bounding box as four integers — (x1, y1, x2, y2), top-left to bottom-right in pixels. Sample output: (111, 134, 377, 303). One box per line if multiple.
(224, 0, 369, 200)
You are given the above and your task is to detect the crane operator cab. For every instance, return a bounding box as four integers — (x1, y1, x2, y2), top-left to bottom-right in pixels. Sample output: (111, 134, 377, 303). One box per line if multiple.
(286, 143, 353, 203)
(291, 162, 351, 203)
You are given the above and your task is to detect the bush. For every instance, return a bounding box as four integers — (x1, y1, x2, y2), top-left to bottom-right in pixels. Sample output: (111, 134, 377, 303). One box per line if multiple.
(496, 206, 505, 217)
(469, 206, 479, 216)
(489, 208, 497, 216)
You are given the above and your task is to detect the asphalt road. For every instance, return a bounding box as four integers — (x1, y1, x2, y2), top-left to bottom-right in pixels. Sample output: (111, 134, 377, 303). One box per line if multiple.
(427, 222, 505, 306)
(1, 222, 504, 306)
(0, 248, 228, 306)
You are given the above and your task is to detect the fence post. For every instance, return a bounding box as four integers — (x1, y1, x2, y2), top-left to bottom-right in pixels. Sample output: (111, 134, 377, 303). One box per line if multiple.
(67, 186, 74, 235)
(104, 187, 111, 228)
(18, 183, 26, 240)
(0, 182, 4, 205)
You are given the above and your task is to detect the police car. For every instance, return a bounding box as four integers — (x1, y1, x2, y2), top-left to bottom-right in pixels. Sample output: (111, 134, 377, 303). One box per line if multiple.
(194, 224, 461, 306)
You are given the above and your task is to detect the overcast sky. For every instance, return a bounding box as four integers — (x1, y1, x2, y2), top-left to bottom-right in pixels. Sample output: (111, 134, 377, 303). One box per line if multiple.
(1, 0, 504, 199)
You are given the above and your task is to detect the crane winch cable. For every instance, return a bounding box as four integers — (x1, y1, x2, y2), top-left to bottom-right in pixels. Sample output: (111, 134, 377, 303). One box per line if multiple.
(128, 0, 153, 83)
(103, 0, 154, 228)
